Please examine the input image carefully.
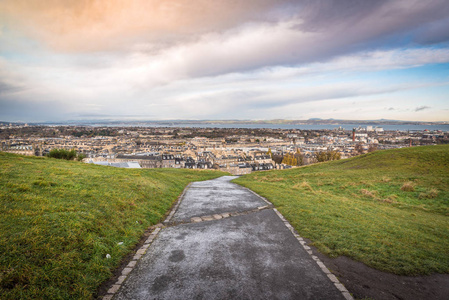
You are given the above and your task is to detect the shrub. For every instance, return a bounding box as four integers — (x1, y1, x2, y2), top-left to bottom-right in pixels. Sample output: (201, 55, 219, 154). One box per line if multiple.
(47, 149, 84, 161)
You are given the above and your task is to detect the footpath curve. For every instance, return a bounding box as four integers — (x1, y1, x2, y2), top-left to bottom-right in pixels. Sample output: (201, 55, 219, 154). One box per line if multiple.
(106, 176, 352, 300)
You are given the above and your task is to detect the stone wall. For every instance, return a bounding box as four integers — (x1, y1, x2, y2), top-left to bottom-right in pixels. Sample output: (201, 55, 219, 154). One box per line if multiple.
(220, 166, 252, 175)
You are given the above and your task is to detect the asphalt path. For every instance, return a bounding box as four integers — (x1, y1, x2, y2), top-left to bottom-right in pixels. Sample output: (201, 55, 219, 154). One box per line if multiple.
(114, 176, 347, 300)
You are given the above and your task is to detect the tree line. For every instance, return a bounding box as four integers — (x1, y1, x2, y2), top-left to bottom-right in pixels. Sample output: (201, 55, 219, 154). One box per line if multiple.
(267, 148, 341, 167)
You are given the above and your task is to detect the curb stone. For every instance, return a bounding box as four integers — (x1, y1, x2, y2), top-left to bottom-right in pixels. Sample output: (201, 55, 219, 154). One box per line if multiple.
(242, 183, 353, 299)
(272, 208, 354, 300)
(163, 183, 192, 225)
(103, 228, 162, 299)
(102, 183, 190, 299)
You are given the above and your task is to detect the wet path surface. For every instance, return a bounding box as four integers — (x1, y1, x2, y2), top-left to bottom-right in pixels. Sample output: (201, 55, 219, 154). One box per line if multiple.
(113, 176, 348, 300)
(171, 176, 267, 222)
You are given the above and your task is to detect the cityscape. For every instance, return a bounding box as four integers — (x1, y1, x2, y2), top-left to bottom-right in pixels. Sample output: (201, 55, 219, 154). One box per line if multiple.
(2, 123, 447, 175)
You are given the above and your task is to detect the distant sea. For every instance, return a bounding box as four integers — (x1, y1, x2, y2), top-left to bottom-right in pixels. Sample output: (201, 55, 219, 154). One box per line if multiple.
(91, 122, 449, 132)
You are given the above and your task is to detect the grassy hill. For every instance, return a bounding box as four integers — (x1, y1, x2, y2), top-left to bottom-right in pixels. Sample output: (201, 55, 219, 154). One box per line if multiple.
(0, 152, 226, 299)
(234, 145, 449, 276)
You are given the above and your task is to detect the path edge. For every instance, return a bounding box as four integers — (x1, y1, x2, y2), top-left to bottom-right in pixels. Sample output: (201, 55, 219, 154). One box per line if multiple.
(242, 185, 354, 300)
(101, 182, 192, 300)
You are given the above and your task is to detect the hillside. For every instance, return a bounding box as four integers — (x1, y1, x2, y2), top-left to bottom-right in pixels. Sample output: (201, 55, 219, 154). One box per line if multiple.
(0, 152, 226, 299)
(234, 145, 449, 276)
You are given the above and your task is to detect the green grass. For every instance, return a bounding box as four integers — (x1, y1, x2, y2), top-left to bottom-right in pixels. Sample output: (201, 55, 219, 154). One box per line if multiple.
(234, 145, 449, 276)
(0, 152, 226, 299)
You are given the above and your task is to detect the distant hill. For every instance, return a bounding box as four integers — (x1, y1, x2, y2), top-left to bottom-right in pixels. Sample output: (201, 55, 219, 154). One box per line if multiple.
(234, 145, 449, 275)
(0, 152, 225, 299)
(22, 118, 448, 126)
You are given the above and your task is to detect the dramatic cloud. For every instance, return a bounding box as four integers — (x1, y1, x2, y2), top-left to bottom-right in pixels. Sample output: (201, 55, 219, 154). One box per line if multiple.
(0, 0, 300, 52)
(0, 0, 448, 122)
(2, 0, 449, 55)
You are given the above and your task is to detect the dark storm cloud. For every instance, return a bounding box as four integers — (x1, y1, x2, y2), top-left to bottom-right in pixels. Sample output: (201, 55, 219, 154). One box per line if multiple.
(173, 0, 449, 78)
(415, 18, 449, 45)
(297, 0, 390, 31)
(298, 0, 449, 44)
(292, 0, 449, 60)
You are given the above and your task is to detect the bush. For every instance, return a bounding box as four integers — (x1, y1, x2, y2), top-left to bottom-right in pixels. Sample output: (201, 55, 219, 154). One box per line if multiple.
(47, 149, 84, 161)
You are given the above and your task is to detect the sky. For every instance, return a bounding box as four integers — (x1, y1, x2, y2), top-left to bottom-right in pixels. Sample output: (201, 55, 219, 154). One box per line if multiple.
(0, 0, 449, 122)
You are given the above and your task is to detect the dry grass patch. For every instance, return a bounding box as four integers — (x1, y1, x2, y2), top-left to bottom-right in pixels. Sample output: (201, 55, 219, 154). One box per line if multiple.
(360, 180, 374, 187)
(401, 182, 415, 192)
(360, 189, 377, 198)
(292, 181, 313, 191)
(381, 176, 391, 182)
(343, 182, 357, 187)
(265, 177, 284, 182)
(380, 194, 399, 203)
(419, 188, 439, 199)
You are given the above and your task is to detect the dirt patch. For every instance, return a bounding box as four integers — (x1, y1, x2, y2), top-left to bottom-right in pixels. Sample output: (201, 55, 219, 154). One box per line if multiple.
(307, 239, 449, 300)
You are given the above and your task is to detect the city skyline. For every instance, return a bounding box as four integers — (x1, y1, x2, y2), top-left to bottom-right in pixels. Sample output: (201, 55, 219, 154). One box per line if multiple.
(1, 0, 449, 122)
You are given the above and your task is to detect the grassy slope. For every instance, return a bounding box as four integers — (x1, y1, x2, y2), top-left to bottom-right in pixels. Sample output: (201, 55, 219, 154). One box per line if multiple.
(0, 152, 226, 299)
(234, 145, 449, 276)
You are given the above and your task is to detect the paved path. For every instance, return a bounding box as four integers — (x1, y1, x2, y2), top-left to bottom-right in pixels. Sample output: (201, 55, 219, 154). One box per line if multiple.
(112, 176, 351, 300)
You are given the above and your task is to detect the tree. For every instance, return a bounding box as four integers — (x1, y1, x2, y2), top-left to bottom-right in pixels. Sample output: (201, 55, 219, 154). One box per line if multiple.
(294, 149, 304, 166)
(368, 144, 377, 152)
(272, 154, 283, 165)
(266, 148, 273, 158)
(355, 143, 364, 154)
(315, 150, 341, 162)
(282, 152, 301, 166)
